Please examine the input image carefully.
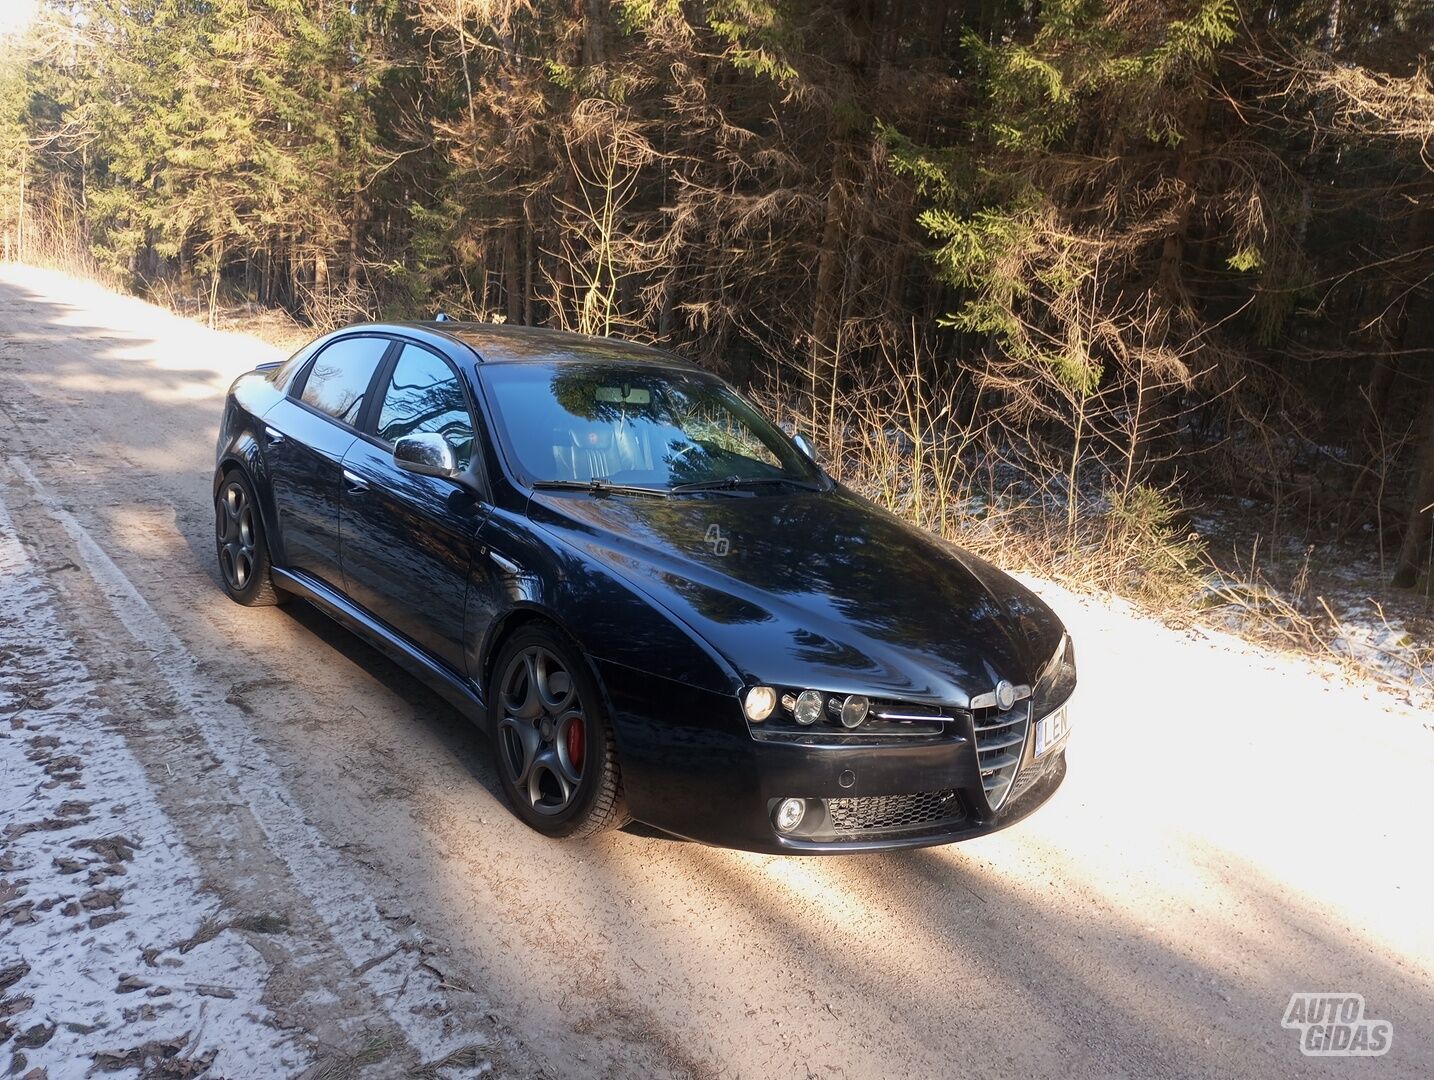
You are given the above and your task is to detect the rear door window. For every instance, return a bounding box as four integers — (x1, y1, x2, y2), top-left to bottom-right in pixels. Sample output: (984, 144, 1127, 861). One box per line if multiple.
(297, 336, 391, 427)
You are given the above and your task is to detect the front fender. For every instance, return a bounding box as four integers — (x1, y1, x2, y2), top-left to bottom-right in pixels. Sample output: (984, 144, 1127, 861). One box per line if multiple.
(463, 509, 750, 831)
(466, 508, 741, 702)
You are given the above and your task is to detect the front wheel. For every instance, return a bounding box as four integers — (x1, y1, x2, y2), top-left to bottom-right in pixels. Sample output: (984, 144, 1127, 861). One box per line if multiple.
(214, 471, 287, 607)
(490, 627, 629, 838)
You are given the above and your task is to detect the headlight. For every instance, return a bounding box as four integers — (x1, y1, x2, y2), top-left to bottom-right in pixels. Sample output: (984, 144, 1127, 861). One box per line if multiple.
(793, 689, 825, 726)
(1054, 633, 1075, 682)
(743, 685, 777, 721)
(838, 694, 870, 729)
(742, 686, 948, 739)
(1033, 633, 1076, 714)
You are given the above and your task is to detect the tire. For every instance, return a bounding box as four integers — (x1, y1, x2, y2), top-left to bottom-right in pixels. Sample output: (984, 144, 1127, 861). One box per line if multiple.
(214, 470, 287, 607)
(490, 626, 630, 838)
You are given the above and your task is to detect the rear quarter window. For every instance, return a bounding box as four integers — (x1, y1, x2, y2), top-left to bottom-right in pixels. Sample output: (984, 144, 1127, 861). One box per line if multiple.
(270, 342, 318, 393)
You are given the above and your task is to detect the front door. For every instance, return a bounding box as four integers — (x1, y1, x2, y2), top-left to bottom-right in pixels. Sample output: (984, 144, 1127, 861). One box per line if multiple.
(339, 342, 489, 673)
(262, 334, 392, 588)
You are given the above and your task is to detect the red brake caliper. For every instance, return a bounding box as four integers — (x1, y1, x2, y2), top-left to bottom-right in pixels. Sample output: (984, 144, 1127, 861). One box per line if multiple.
(566, 719, 585, 774)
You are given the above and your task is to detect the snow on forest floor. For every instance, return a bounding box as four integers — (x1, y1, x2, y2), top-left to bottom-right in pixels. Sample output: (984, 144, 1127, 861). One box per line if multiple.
(1193, 501, 1434, 701)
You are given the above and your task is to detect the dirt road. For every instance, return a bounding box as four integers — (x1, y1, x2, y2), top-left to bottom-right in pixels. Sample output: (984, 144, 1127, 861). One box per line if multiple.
(1, 264, 1430, 1079)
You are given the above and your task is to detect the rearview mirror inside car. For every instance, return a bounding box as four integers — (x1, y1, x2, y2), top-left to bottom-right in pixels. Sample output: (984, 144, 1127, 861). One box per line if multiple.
(595, 386, 651, 404)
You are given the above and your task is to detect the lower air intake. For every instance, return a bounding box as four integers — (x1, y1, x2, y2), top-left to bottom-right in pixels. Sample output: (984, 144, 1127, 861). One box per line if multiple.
(826, 790, 963, 834)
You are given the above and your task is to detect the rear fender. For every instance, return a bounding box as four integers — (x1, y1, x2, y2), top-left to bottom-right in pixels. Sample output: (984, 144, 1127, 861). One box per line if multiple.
(214, 373, 286, 564)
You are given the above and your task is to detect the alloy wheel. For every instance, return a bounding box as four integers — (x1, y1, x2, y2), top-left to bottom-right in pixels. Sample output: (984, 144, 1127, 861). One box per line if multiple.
(497, 646, 587, 815)
(216, 480, 257, 592)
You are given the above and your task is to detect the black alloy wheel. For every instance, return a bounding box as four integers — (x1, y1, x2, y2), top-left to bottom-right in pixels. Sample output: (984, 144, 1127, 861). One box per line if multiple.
(491, 627, 628, 838)
(215, 472, 285, 606)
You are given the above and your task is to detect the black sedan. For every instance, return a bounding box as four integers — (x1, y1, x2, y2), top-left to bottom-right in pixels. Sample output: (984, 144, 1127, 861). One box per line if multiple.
(213, 322, 1074, 853)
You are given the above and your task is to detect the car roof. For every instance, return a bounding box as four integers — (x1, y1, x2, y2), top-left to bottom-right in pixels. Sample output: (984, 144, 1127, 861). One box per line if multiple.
(379, 321, 705, 372)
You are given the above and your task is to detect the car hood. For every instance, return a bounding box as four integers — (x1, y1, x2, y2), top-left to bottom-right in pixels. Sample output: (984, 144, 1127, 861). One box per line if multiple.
(527, 486, 1066, 707)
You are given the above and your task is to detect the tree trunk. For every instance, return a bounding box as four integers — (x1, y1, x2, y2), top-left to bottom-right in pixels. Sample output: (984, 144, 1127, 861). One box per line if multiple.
(1391, 374, 1434, 588)
(811, 152, 849, 359)
(504, 219, 522, 323)
(348, 191, 364, 290)
(810, 0, 875, 364)
(1157, 89, 1209, 300)
(1390, 205, 1434, 587)
(581, 0, 606, 66)
(1143, 85, 1211, 479)
(1345, 345, 1402, 533)
(522, 210, 534, 326)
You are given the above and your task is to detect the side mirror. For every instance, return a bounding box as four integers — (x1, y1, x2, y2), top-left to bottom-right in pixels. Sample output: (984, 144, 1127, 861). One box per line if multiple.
(792, 432, 818, 462)
(393, 432, 458, 479)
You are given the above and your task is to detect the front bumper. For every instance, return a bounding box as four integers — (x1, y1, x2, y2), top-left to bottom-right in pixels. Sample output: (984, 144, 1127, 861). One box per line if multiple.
(597, 660, 1070, 855)
(757, 742, 1067, 854)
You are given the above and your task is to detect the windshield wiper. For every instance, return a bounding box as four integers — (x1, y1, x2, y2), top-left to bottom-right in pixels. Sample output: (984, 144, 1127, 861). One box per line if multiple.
(670, 475, 822, 494)
(531, 478, 670, 499)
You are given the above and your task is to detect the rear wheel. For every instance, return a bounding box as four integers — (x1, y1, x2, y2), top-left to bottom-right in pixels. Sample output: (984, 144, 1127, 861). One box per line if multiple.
(215, 471, 286, 607)
(491, 627, 628, 838)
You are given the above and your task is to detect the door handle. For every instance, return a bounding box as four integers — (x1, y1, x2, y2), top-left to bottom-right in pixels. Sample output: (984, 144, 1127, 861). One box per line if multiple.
(342, 469, 369, 494)
(264, 426, 285, 446)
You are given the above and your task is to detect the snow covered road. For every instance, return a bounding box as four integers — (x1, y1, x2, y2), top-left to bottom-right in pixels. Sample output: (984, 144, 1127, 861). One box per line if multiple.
(0, 481, 306, 1076)
(1, 264, 1431, 1079)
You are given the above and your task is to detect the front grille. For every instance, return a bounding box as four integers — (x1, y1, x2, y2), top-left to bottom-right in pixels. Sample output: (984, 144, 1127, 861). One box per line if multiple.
(972, 702, 1030, 811)
(826, 790, 963, 834)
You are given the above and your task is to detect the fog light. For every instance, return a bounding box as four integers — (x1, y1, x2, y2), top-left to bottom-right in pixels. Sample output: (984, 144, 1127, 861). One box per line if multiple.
(794, 690, 824, 726)
(839, 694, 870, 729)
(774, 798, 806, 833)
(744, 685, 777, 722)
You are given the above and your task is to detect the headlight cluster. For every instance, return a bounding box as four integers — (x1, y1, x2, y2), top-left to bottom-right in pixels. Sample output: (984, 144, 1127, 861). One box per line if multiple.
(742, 685, 945, 737)
(1033, 633, 1076, 714)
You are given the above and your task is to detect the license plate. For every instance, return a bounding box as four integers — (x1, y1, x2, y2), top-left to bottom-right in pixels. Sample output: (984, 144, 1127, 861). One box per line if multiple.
(1035, 704, 1070, 758)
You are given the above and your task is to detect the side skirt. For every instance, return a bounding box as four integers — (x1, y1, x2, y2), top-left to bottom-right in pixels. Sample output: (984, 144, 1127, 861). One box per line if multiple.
(271, 568, 489, 730)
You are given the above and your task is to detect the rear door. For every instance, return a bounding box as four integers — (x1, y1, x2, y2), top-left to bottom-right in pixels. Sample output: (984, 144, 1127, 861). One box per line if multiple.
(339, 341, 490, 673)
(262, 334, 393, 589)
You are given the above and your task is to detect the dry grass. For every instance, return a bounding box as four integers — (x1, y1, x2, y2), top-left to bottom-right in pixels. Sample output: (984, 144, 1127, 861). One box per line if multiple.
(408, 1044, 491, 1078)
(1201, 545, 1434, 696)
(301, 1036, 395, 1080)
(765, 362, 1432, 704)
(143, 274, 312, 349)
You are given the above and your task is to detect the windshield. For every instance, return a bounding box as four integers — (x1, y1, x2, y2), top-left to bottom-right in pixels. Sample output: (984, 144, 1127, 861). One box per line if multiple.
(480, 361, 820, 492)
